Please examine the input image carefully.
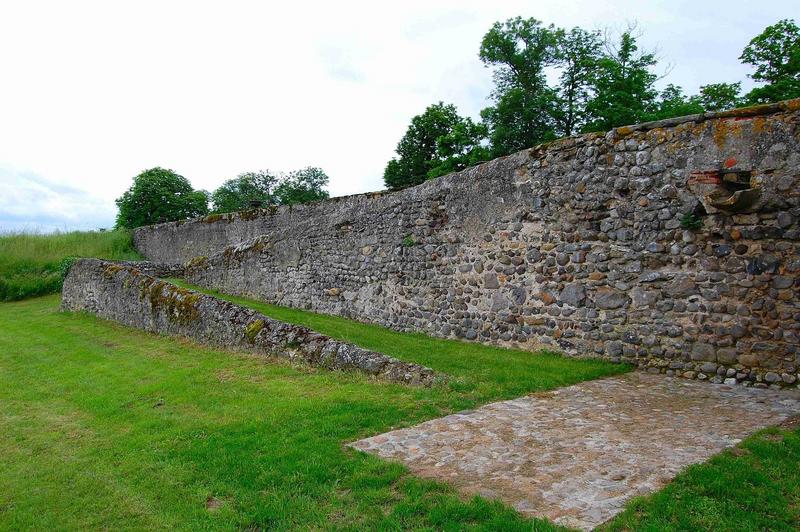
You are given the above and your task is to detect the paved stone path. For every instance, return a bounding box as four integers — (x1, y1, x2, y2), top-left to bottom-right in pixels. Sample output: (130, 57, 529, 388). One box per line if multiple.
(351, 373, 800, 530)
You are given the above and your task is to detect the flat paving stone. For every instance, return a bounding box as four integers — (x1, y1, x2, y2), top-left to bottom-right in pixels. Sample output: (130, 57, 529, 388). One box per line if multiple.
(350, 372, 800, 530)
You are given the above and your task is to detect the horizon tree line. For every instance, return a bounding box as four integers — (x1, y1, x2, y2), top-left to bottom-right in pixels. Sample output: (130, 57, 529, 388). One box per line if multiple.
(114, 167, 330, 229)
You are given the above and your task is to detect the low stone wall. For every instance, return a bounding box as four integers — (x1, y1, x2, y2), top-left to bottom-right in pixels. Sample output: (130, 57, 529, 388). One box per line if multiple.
(138, 101, 800, 388)
(61, 259, 439, 385)
(110, 260, 185, 278)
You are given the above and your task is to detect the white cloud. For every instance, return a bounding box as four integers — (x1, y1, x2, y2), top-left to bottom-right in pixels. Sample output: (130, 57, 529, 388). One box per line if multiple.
(0, 0, 793, 231)
(0, 166, 116, 231)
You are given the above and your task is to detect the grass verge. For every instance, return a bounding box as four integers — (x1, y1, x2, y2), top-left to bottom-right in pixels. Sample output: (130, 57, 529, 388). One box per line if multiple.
(0, 230, 141, 301)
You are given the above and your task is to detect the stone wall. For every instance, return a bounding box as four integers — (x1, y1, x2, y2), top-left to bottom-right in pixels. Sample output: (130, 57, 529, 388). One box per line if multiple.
(61, 259, 438, 385)
(136, 100, 800, 387)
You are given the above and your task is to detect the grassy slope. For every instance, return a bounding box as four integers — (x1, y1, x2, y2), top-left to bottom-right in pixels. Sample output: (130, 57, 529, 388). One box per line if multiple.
(170, 280, 629, 404)
(0, 230, 141, 301)
(0, 295, 625, 530)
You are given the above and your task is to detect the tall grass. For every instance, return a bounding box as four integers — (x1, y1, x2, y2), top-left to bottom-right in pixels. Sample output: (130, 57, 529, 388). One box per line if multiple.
(0, 230, 141, 301)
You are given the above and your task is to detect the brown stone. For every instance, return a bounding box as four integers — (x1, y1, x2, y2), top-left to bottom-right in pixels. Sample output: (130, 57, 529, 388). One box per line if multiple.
(538, 291, 556, 305)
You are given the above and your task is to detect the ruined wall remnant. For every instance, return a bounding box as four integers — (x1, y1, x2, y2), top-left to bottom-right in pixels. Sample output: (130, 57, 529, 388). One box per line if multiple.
(134, 100, 800, 387)
(61, 259, 439, 385)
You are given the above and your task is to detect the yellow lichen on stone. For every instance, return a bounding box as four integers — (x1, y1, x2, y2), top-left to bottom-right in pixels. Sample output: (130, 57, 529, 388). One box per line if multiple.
(144, 280, 202, 325)
(102, 264, 125, 279)
(712, 119, 742, 149)
(186, 256, 209, 270)
(245, 319, 265, 343)
(615, 126, 634, 137)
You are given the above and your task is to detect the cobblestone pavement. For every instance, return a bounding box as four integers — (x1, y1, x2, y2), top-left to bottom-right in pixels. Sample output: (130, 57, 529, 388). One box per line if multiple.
(351, 373, 800, 530)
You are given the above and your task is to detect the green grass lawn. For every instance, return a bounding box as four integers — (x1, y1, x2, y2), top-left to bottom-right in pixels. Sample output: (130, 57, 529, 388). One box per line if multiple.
(0, 230, 141, 301)
(2, 293, 798, 531)
(0, 294, 622, 530)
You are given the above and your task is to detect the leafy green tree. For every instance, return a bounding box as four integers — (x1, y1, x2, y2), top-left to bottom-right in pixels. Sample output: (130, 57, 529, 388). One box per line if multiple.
(428, 118, 490, 178)
(211, 170, 278, 213)
(552, 27, 603, 136)
(479, 17, 559, 156)
(648, 84, 704, 120)
(698, 82, 742, 111)
(383, 102, 485, 189)
(740, 19, 800, 104)
(115, 167, 208, 229)
(273, 167, 330, 205)
(584, 31, 659, 131)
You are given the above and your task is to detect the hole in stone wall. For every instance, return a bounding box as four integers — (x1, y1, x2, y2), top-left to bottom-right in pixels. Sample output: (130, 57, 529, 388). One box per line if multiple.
(719, 170, 752, 193)
(706, 169, 761, 213)
(692, 202, 707, 217)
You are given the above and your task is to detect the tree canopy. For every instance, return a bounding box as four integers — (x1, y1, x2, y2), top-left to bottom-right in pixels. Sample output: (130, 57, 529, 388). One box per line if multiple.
(273, 167, 330, 206)
(381, 18, 799, 191)
(383, 102, 487, 190)
(211, 167, 330, 213)
(740, 19, 800, 104)
(211, 171, 278, 214)
(479, 17, 559, 156)
(584, 31, 659, 131)
(115, 167, 209, 229)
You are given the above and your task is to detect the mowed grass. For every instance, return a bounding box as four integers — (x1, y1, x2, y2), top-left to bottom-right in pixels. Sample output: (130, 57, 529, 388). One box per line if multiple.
(0, 295, 624, 530)
(0, 230, 141, 301)
(601, 421, 800, 531)
(170, 280, 629, 403)
(3, 294, 798, 531)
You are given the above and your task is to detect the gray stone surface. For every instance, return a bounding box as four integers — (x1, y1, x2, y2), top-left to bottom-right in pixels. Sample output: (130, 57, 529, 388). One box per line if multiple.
(61, 259, 440, 386)
(133, 100, 800, 386)
(351, 372, 800, 530)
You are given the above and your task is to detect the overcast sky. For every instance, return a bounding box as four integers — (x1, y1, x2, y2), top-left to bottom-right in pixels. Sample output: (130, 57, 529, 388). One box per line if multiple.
(0, 0, 793, 232)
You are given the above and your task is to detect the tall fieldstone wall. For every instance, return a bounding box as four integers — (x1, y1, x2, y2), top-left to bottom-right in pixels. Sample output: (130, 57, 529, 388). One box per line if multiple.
(61, 259, 439, 385)
(135, 101, 800, 387)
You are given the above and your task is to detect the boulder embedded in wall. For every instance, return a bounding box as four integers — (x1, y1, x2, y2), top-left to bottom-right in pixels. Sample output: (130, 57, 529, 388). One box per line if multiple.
(594, 288, 629, 310)
(631, 286, 659, 308)
(559, 283, 586, 307)
(483, 273, 500, 289)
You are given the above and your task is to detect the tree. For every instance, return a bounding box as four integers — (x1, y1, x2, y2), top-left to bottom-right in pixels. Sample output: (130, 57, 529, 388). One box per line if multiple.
(552, 27, 603, 136)
(648, 84, 704, 120)
(584, 31, 659, 131)
(383, 102, 485, 190)
(479, 17, 559, 156)
(740, 19, 800, 104)
(273, 167, 330, 205)
(698, 82, 742, 111)
(428, 118, 490, 178)
(115, 167, 208, 229)
(211, 170, 278, 213)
